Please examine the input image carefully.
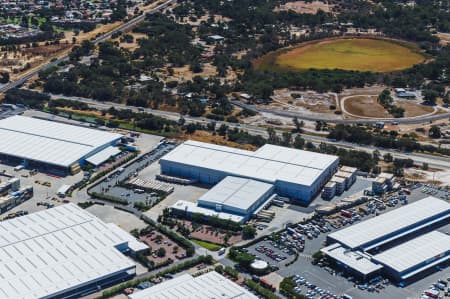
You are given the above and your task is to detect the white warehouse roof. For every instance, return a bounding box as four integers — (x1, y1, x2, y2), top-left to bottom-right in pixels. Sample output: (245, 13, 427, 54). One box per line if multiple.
(128, 271, 258, 299)
(328, 197, 450, 250)
(321, 243, 383, 275)
(373, 231, 450, 276)
(85, 146, 121, 166)
(0, 116, 122, 167)
(0, 203, 147, 299)
(198, 176, 273, 211)
(160, 140, 338, 186)
(171, 200, 244, 223)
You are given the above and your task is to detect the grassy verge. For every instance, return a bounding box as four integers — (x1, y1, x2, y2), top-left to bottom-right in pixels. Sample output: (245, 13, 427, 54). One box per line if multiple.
(192, 239, 222, 251)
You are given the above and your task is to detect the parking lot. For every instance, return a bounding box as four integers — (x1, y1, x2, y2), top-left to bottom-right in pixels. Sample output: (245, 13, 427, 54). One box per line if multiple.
(86, 204, 147, 232)
(89, 141, 176, 207)
(242, 183, 450, 299)
(245, 239, 297, 268)
(140, 230, 187, 264)
(0, 104, 26, 119)
(0, 163, 84, 217)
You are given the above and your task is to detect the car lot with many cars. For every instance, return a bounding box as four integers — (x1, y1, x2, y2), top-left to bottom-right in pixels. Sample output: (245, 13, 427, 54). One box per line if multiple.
(241, 182, 449, 299)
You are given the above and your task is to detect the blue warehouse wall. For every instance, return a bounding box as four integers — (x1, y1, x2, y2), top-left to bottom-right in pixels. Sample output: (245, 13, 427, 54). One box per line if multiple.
(160, 158, 338, 203)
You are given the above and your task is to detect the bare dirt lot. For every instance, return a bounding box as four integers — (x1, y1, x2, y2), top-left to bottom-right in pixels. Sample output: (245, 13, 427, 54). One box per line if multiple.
(269, 89, 337, 114)
(140, 230, 187, 264)
(397, 100, 434, 117)
(0, 43, 72, 80)
(274, 1, 334, 14)
(343, 95, 391, 118)
(178, 131, 258, 151)
(436, 32, 450, 45)
(170, 63, 218, 81)
(117, 32, 148, 52)
(181, 220, 243, 246)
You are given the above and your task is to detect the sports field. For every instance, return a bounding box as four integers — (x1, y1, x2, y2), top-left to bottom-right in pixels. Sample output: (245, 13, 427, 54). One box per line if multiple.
(257, 38, 426, 72)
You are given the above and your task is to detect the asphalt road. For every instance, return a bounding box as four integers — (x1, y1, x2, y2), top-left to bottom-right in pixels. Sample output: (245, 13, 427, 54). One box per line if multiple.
(232, 100, 450, 125)
(0, 0, 176, 94)
(45, 93, 450, 170)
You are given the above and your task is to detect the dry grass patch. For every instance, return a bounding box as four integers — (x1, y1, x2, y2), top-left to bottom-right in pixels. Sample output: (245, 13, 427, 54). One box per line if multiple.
(397, 101, 434, 117)
(257, 38, 426, 72)
(178, 130, 257, 151)
(344, 95, 391, 118)
(274, 1, 333, 14)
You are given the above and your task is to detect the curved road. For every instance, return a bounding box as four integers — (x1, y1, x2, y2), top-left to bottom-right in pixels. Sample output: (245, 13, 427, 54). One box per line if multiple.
(232, 101, 450, 125)
(340, 94, 438, 120)
(0, 0, 176, 94)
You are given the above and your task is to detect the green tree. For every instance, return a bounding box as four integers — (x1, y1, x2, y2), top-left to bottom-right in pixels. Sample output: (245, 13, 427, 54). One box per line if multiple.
(281, 132, 292, 147)
(293, 135, 305, 149)
(377, 89, 393, 106)
(156, 247, 166, 257)
(0, 72, 9, 83)
(242, 225, 256, 239)
(429, 125, 441, 138)
(423, 89, 439, 104)
(383, 153, 393, 162)
(292, 117, 304, 133)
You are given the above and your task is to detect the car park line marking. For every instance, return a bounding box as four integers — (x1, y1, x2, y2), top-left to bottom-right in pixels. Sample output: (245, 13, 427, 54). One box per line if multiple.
(298, 253, 312, 259)
(304, 270, 338, 289)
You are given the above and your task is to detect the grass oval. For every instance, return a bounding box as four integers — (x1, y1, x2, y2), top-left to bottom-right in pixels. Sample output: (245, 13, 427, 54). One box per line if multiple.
(256, 38, 427, 73)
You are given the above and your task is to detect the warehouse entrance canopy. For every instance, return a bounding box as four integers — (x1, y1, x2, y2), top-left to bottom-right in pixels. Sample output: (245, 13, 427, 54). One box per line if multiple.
(85, 146, 121, 166)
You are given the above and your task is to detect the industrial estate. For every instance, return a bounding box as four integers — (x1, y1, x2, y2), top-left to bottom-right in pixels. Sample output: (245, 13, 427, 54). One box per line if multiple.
(0, 108, 444, 299)
(0, 1, 448, 299)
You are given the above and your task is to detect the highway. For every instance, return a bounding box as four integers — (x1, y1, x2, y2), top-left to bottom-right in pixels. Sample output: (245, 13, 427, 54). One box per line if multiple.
(46, 93, 450, 170)
(0, 0, 176, 94)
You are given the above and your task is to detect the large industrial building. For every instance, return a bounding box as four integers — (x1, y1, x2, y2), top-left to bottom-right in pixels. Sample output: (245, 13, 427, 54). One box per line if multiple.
(0, 203, 148, 299)
(322, 197, 450, 284)
(326, 196, 450, 251)
(171, 176, 276, 222)
(372, 231, 450, 282)
(128, 271, 258, 299)
(160, 141, 339, 202)
(0, 116, 122, 175)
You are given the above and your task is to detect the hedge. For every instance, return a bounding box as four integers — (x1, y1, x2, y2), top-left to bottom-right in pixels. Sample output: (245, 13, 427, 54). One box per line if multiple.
(136, 252, 174, 271)
(244, 279, 281, 299)
(90, 192, 128, 205)
(88, 152, 138, 184)
(279, 277, 308, 299)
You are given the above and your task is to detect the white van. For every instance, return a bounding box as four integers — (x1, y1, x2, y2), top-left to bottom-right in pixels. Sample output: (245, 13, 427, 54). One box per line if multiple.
(14, 165, 24, 171)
